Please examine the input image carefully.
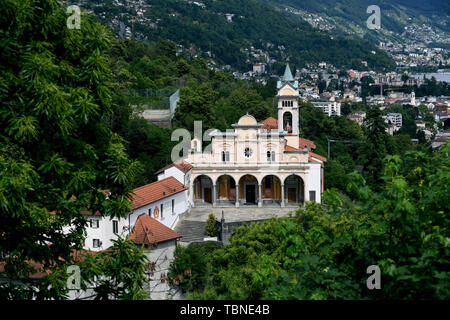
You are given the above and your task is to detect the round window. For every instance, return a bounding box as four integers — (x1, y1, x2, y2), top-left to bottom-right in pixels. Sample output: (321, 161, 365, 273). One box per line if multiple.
(244, 147, 253, 158)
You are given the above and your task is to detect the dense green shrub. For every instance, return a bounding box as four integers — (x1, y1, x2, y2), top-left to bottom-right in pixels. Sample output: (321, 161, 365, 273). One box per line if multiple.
(169, 147, 450, 299)
(205, 213, 217, 237)
(168, 242, 219, 292)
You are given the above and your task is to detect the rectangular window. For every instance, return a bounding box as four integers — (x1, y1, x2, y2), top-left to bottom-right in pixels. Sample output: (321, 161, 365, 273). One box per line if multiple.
(226, 151, 230, 162)
(160, 203, 164, 219)
(148, 208, 152, 216)
(90, 219, 99, 229)
(271, 152, 275, 161)
(113, 220, 118, 234)
(172, 199, 175, 214)
(309, 191, 316, 202)
(93, 239, 100, 248)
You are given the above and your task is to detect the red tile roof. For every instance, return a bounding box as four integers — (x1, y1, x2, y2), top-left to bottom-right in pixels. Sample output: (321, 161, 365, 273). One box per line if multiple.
(309, 152, 327, 162)
(156, 160, 193, 175)
(131, 176, 187, 210)
(299, 138, 316, 150)
(261, 117, 278, 132)
(285, 145, 302, 152)
(129, 214, 181, 245)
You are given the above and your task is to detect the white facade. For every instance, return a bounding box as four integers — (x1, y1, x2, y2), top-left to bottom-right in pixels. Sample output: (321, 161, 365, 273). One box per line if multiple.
(157, 165, 191, 188)
(128, 190, 188, 231)
(311, 101, 341, 116)
(84, 215, 128, 251)
(62, 215, 128, 252)
(184, 65, 326, 208)
(383, 113, 403, 131)
(65, 177, 189, 252)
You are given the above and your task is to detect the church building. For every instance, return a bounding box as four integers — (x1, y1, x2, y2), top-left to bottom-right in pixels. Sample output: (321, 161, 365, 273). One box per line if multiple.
(186, 64, 327, 208)
(59, 64, 327, 256)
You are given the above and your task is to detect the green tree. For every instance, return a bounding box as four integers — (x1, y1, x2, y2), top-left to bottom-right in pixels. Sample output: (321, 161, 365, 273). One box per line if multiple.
(0, 0, 144, 299)
(173, 82, 217, 132)
(205, 213, 217, 237)
(361, 106, 388, 189)
(169, 146, 450, 300)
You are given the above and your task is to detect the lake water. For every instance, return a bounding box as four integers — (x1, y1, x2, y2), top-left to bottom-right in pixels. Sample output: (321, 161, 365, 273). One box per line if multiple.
(411, 73, 450, 83)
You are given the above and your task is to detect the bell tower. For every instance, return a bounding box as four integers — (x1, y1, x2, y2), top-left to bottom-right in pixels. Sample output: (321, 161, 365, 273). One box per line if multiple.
(277, 64, 299, 136)
(411, 91, 416, 106)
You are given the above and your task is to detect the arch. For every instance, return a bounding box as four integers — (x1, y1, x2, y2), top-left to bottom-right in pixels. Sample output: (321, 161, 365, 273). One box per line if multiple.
(238, 174, 258, 205)
(283, 111, 293, 133)
(261, 175, 282, 205)
(283, 174, 305, 205)
(193, 175, 214, 205)
(216, 175, 236, 204)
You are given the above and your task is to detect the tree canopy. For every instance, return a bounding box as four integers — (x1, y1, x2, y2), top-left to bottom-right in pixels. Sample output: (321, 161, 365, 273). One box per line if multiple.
(169, 146, 450, 299)
(0, 0, 144, 299)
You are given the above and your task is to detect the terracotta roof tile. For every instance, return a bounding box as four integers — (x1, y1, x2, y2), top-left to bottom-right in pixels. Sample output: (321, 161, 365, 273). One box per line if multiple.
(156, 160, 193, 175)
(131, 177, 186, 210)
(309, 152, 327, 162)
(261, 117, 278, 132)
(129, 214, 181, 245)
(299, 138, 316, 150)
(284, 145, 302, 152)
(174, 160, 193, 173)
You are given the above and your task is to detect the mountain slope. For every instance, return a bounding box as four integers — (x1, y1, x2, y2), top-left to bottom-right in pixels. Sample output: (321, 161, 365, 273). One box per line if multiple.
(261, 0, 450, 44)
(80, 0, 395, 71)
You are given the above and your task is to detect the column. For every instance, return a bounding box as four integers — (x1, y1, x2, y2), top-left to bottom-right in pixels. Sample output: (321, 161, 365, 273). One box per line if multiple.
(190, 179, 194, 208)
(212, 183, 217, 207)
(258, 184, 262, 207)
(281, 184, 285, 207)
(292, 108, 299, 135)
(235, 184, 240, 207)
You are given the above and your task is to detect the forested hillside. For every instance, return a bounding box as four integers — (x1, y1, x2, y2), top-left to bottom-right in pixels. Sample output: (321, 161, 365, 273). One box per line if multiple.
(262, 0, 450, 43)
(81, 0, 395, 71)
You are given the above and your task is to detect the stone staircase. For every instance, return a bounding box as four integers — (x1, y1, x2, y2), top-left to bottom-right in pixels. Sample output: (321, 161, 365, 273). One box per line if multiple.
(174, 220, 206, 243)
(174, 205, 300, 244)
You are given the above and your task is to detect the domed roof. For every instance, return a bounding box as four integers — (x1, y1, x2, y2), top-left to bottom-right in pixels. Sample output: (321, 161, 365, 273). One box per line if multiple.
(237, 114, 258, 126)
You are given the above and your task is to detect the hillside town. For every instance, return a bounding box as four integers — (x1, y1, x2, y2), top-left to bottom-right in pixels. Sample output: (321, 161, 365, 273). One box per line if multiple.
(228, 60, 450, 147)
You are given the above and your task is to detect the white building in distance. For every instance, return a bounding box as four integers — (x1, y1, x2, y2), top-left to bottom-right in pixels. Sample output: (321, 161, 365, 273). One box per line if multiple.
(383, 112, 403, 134)
(310, 101, 341, 116)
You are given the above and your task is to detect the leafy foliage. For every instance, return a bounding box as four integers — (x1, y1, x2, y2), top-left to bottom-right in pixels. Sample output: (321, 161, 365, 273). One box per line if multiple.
(75, 237, 149, 300)
(169, 146, 450, 299)
(0, 0, 145, 299)
(205, 213, 217, 237)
